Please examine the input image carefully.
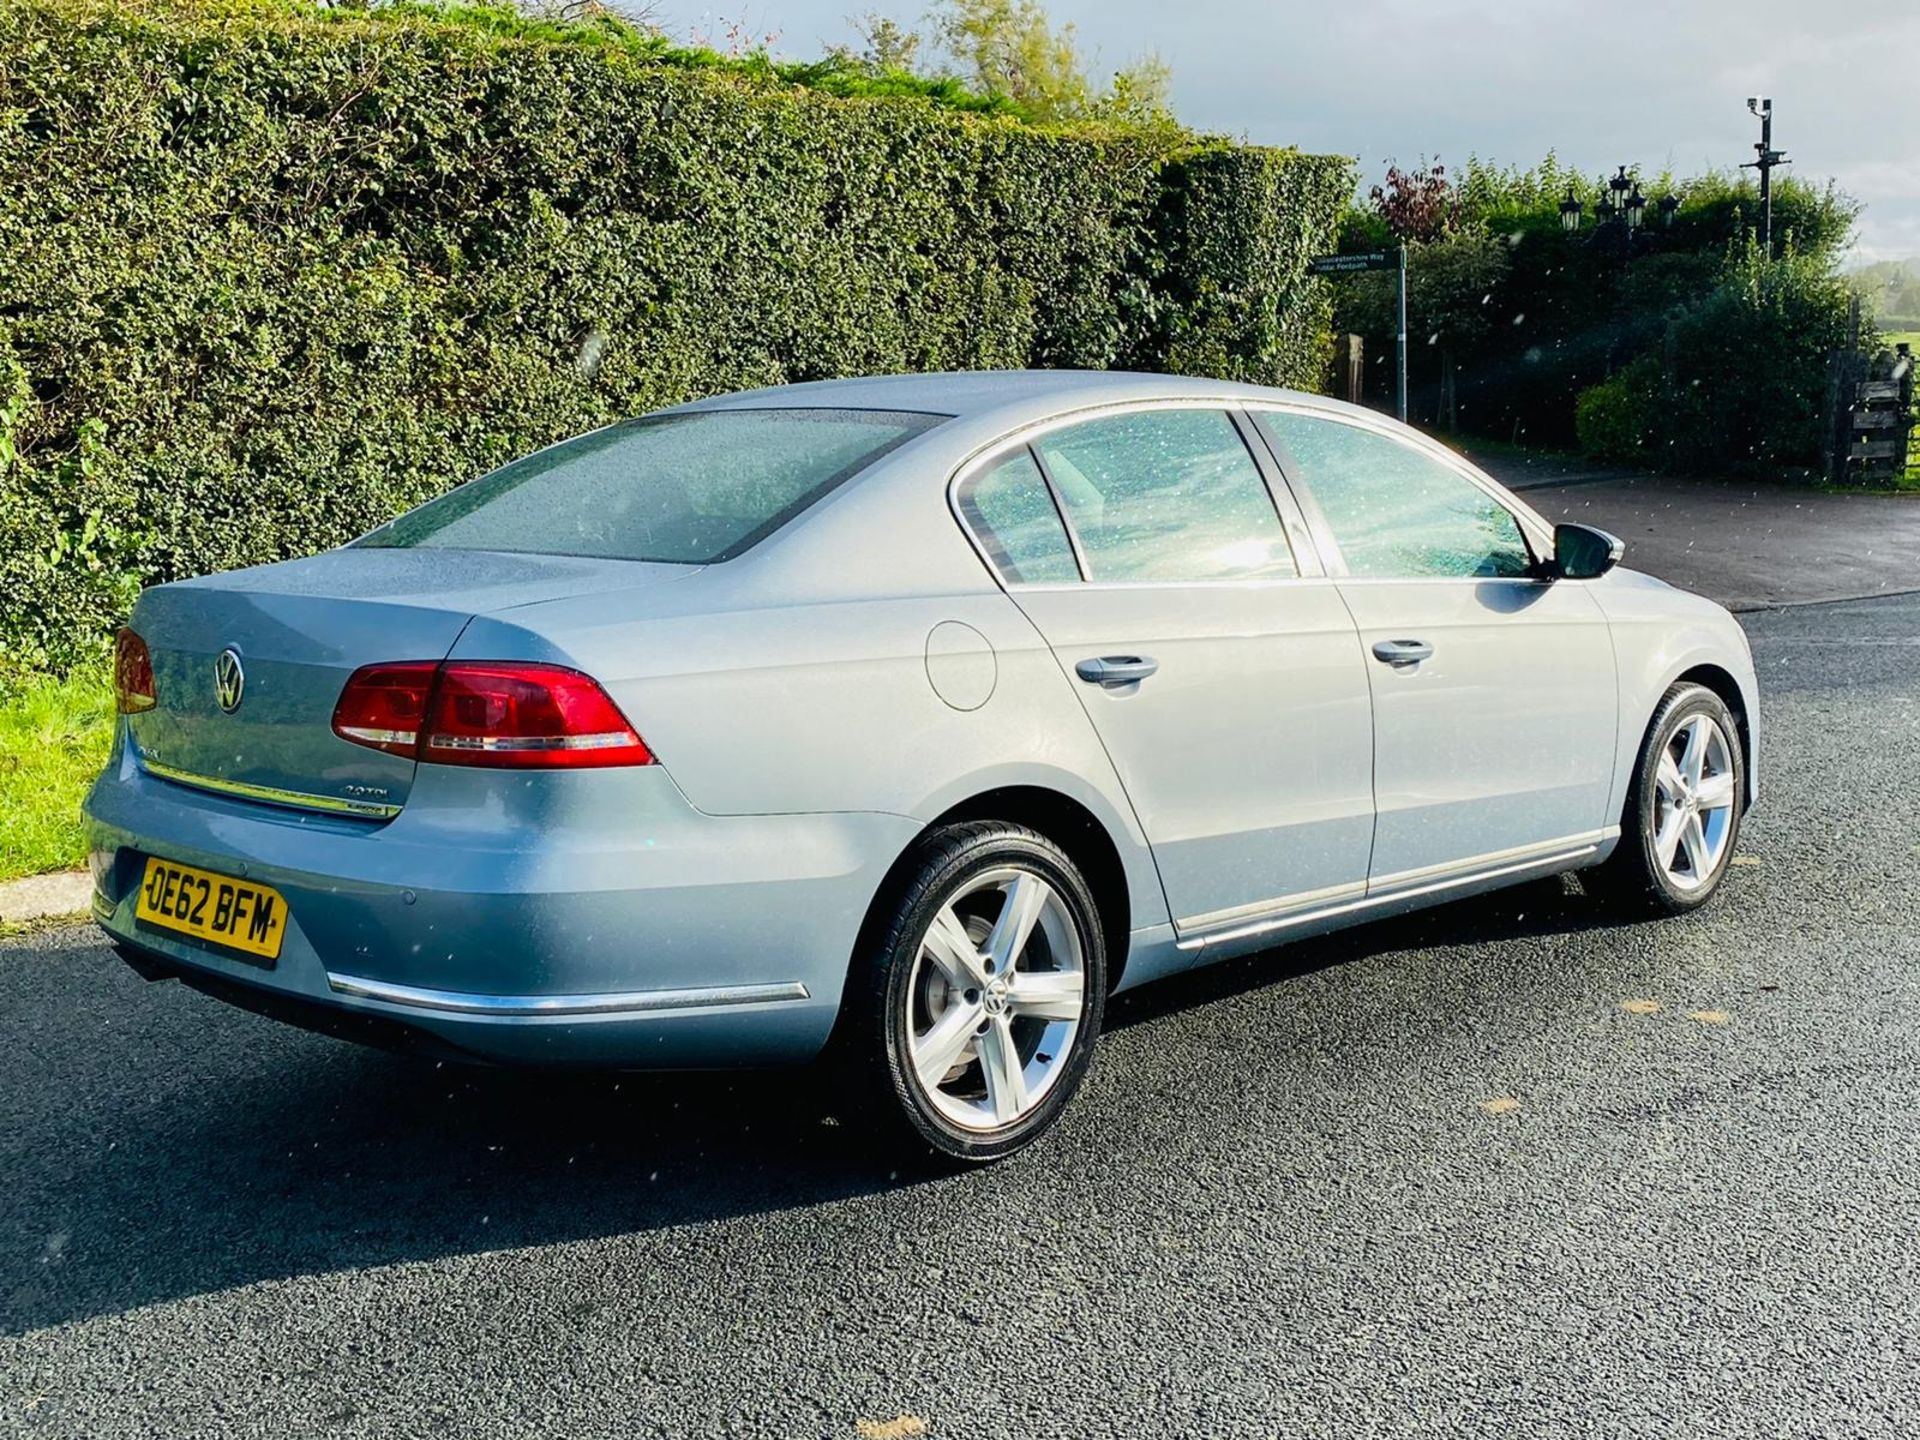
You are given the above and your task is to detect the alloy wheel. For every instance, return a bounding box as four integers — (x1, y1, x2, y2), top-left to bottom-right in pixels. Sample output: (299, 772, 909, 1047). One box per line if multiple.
(904, 866, 1088, 1132)
(1651, 712, 1737, 891)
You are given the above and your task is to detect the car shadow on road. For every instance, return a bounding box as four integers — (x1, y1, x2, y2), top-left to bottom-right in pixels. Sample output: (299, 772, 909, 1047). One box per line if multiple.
(1107, 873, 1615, 1032)
(3, 875, 1636, 1336)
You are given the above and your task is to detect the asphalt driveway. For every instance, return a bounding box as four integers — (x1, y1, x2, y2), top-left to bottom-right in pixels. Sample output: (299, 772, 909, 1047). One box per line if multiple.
(2, 587, 1917, 1436)
(1475, 454, 1920, 611)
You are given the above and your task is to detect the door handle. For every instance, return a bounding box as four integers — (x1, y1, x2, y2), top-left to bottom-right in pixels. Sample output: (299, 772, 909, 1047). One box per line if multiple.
(1075, 655, 1159, 688)
(1371, 638, 1433, 668)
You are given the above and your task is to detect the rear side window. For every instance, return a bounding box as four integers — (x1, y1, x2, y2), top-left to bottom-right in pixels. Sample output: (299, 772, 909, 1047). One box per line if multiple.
(956, 450, 1081, 584)
(1257, 411, 1533, 580)
(358, 408, 944, 564)
(1031, 409, 1295, 583)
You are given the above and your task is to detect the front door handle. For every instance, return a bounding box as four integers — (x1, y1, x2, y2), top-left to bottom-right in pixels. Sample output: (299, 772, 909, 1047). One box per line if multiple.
(1371, 638, 1433, 668)
(1075, 655, 1159, 688)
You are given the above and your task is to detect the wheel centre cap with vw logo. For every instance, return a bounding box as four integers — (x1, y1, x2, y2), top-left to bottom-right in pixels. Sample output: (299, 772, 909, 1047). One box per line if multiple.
(214, 648, 246, 713)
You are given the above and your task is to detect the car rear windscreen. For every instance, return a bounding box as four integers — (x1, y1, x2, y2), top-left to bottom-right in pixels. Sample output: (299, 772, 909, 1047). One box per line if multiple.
(357, 408, 946, 564)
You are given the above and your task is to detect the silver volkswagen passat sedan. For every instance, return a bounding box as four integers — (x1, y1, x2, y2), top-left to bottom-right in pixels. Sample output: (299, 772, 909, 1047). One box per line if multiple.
(87, 370, 1757, 1162)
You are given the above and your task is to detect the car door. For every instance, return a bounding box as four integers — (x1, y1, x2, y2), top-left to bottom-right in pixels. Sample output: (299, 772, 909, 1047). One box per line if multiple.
(1250, 407, 1618, 893)
(953, 404, 1376, 937)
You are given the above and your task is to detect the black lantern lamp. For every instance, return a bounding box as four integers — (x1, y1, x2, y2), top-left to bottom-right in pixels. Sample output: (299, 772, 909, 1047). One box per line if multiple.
(1657, 192, 1680, 227)
(1624, 184, 1648, 230)
(1607, 165, 1633, 220)
(1559, 189, 1583, 233)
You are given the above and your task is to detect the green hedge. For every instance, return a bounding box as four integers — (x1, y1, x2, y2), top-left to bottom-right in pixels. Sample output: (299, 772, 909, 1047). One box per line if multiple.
(0, 0, 1350, 680)
(1572, 243, 1867, 475)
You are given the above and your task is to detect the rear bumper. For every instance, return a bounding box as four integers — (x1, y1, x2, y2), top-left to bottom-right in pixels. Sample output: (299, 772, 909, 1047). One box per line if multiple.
(84, 733, 918, 1067)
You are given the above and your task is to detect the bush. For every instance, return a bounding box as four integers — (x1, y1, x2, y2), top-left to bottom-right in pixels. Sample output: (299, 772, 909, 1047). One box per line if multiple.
(0, 358, 144, 682)
(1335, 151, 1864, 448)
(0, 0, 1351, 677)
(1571, 242, 1866, 475)
(1573, 358, 1659, 463)
(1659, 243, 1867, 472)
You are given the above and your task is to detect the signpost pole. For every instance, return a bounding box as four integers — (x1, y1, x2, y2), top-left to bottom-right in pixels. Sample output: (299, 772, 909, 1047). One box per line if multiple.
(1305, 249, 1408, 421)
(1395, 245, 1408, 423)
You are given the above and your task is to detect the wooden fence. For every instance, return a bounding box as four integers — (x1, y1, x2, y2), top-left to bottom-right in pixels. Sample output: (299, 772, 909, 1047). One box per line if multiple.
(1825, 299, 1916, 487)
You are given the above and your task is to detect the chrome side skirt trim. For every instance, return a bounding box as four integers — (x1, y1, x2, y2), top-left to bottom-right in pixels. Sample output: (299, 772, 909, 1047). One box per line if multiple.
(1177, 877, 1369, 934)
(1175, 837, 1611, 953)
(1366, 828, 1617, 896)
(326, 973, 813, 1017)
(141, 757, 402, 820)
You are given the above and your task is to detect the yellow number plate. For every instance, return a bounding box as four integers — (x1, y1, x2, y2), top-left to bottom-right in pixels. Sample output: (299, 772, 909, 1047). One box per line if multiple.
(135, 857, 288, 963)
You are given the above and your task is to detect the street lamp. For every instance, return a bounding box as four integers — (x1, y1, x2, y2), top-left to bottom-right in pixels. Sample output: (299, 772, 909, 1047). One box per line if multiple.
(1607, 165, 1633, 219)
(1562, 169, 1667, 252)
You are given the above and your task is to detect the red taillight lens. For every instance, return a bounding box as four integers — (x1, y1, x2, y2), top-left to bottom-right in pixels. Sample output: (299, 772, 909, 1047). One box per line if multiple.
(114, 627, 156, 714)
(425, 663, 654, 768)
(332, 661, 654, 769)
(330, 662, 439, 758)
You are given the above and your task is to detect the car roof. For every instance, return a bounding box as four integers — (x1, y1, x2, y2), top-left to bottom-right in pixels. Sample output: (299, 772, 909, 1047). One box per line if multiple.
(671, 368, 1338, 426)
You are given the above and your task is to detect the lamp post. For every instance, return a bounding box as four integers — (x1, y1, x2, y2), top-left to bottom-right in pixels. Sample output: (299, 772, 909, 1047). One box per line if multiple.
(1559, 168, 1666, 378)
(1742, 97, 1788, 252)
(1559, 171, 1677, 253)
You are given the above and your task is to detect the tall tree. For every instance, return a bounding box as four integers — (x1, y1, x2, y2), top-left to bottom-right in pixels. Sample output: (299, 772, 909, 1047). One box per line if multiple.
(842, 1, 1176, 127)
(846, 12, 922, 72)
(935, 0, 1085, 120)
(1370, 158, 1458, 243)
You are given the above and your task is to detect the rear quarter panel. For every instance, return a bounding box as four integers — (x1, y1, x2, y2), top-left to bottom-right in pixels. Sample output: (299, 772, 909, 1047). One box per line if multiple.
(455, 457, 1173, 933)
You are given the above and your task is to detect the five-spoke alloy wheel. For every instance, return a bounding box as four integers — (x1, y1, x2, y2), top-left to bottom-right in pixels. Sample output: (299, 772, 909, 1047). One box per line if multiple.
(844, 822, 1106, 1164)
(1594, 682, 1746, 914)
(907, 866, 1088, 1131)
(1650, 711, 1739, 892)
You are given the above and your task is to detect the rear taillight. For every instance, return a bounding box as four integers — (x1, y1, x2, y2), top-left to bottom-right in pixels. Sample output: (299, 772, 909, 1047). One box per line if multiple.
(332, 662, 655, 769)
(114, 627, 156, 714)
(421, 663, 655, 767)
(329, 661, 438, 758)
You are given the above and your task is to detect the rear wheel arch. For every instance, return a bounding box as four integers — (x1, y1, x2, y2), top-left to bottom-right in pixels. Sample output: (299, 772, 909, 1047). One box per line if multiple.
(853, 787, 1133, 995)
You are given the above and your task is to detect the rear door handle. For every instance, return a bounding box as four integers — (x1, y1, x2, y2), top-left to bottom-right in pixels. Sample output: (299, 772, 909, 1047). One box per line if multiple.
(1075, 655, 1159, 688)
(1371, 639, 1433, 667)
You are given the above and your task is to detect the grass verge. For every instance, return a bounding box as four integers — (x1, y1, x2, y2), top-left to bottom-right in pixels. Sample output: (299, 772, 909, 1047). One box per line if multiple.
(0, 667, 113, 884)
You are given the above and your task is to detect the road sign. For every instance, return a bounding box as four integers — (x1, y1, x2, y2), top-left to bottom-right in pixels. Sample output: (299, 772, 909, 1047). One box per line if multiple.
(1307, 251, 1398, 276)
(1306, 249, 1409, 421)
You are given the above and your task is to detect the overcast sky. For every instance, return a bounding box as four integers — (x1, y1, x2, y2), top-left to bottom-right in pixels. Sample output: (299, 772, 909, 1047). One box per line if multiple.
(665, 0, 1918, 264)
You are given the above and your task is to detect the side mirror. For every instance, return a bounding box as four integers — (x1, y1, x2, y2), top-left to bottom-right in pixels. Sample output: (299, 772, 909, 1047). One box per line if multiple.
(1552, 522, 1623, 580)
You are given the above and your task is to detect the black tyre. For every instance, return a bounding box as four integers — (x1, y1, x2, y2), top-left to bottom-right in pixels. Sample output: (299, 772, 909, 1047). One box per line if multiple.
(839, 822, 1106, 1165)
(1591, 682, 1746, 915)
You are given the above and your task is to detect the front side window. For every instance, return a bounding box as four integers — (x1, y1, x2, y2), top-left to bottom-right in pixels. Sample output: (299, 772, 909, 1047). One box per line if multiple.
(1030, 409, 1295, 583)
(358, 408, 944, 564)
(956, 449, 1081, 584)
(1257, 411, 1533, 580)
